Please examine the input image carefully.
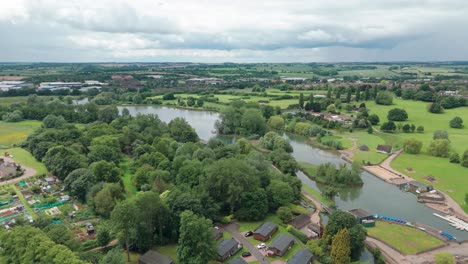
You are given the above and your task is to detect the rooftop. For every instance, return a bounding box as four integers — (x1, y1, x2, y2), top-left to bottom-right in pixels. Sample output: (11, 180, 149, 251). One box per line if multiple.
(408, 180, 428, 189)
(288, 214, 311, 229)
(228, 257, 248, 264)
(376, 144, 393, 153)
(287, 249, 314, 264)
(269, 234, 295, 251)
(254, 222, 278, 237)
(139, 250, 173, 264)
(348, 208, 373, 219)
(217, 238, 238, 256)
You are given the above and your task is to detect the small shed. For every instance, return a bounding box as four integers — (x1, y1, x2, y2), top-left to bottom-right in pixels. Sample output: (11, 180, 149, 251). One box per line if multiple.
(60, 195, 70, 202)
(289, 214, 311, 229)
(407, 181, 431, 193)
(217, 238, 241, 262)
(306, 223, 322, 239)
(376, 145, 393, 154)
(228, 257, 248, 264)
(287, 249, 314, 264)
(139, 250, 174, 264)
(268, 234, 295, 256)
(348, 208, 374, 224)
(358, 145, 369, 151)
(44, 177, 56, 184)
(253, 222, 278, 242)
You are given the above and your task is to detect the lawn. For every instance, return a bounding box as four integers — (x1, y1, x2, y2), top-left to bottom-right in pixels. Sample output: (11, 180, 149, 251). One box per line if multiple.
(120, 159, 137, 197)
(2, 148, 47, 176)
(0, 120, 42, 148)
(366, 221, 444, 255)
(392, 153, 468, 212)
(11, 185, 37, 219)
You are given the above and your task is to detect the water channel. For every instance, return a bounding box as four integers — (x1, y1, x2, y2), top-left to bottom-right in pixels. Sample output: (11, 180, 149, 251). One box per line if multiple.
(118, 105, 468, 261)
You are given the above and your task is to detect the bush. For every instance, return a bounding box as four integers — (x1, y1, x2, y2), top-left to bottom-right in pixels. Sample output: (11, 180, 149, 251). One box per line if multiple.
(387, 108, 408, 121)
(380, 121, 396, 132)
(428, 102, 444, 113)
(277, 206, 293, 223)
(403, 138, 423, 154)
(221, 215, 233, 224)
(368, 114, 380, 125)
(416, 125, 424, 133)
(375, 91, 393, 105)
(428, 139, 450, 158)
(462, 150, 468, 168)
(2, 110, 23, 122)
(449, 153, 460, 163)
(433, 130, 449, 140)
(287, 225, 309, 244)
(449, 117, 463, 128)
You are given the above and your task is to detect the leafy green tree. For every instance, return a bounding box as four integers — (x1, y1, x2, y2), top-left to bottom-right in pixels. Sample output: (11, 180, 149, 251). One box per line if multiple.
(299, 93, 304, 109)
(177, 211, 216, 264)
(277, 206, 293, 223)
(417, 125, 425, 133)
(42, 114, 67, 129)
(331, 228, 351, 264)
(387, 108, 408, 121)
(97, 227, 111, 249)
(346, 88, 352, 103)
(355, 88, 361, 101)
(380, 121, 396, 132)
(326, 104, 336, 113)
(449, 117, 463, 128)
(375, 91, 393, 105)
(90, 160, 122, 183)
(434, 252, 455, 264)
(44, 224, 79, 251)
(268, 115, 285, 130)
(99, 248, 125, 264)
(88, 144, 121, 165)
(267, 180, 294, 209)
(241, 108, 267, 136)
(449, 153, 460, 163)
(433, 130, 449, 140)
(403, 138, 423, 154)
(368, 114, 380, 125)
(428, 139, 450, 157)
(260, 132, 293, 152)
(168, 117, 199, 143)
(98, 105, 119, 123)
(236, 138, 252, 154)
(402, 124, 411, 133)
(94, 187, 116, 217)
(234, 189, 268, 221)
(428, 102, 444, 113)
(462, 150, 468, 168)
(111, 200, 138, 262)
(44, 146, 87, 180)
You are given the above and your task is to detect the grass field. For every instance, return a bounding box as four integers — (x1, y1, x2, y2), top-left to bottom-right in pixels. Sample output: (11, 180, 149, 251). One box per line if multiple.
(1, 148, 47, 176)
(367, 221, 444, 254)
(120, 159, 137, 197)
(0, 97, 29, 105)
(0, 120, 42, 148)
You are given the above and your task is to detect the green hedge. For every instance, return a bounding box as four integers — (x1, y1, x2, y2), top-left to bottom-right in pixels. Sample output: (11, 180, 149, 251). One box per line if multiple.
(287, 225, 309, 244)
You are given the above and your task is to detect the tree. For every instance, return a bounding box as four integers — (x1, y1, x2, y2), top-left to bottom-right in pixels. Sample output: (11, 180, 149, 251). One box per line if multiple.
(43, 146, 87, 180)
(168, 117, 199, 143)
(299, 93, 304, 109)
(235, 189, 268, 221)
(449, 117, 463, 128)
(462, 150, 468, 168)
(355, 88, 361, 101)
(346, 88, 352, 103)
(434, 252, 455, 264)
(241, 108, 267, 136)
(177, 211, 216, 264)
(111, 200, 137, 262)
(433, 130, 449, 140)
(326, 104, 336, 113)
(387, 108, 408, 121)
(98, 106, 119, 123)
(90, 160, 122, 183)
(43, 114, 67, 129)
(236, 138, 252, 154)
(428, 102, 444, 113)
(428, 139, 450, 157)
(88, 144, 121, 165)
(403, 138, 423, 154)
(327, 88, 332, 99)
(97, 227, 111, 249)
(449, 153, 460, 163)
(277, 206, 293, 223)
(375, 91, 393, 105)
(268, 116, 285, 130)
(402, 124, 411, 133)
(417, 125, 424, 133)
(267, 180, 294, 210)
(331, 228, 351, 264)
(368, 114, 380, 125)
(44, 224, 78, 251)
(99, 248, 125, 264)
(94, 187, 116, 217)
(380, 121, 396, 132)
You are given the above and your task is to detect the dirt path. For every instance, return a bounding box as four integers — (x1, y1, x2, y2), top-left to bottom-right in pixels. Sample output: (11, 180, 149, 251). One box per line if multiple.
(0, 156, 37, 186)
(224, 223, 270, 264)
(378, 150, 468, 220)
(301, 191, 323, 226)
(90, 239, 119, 251)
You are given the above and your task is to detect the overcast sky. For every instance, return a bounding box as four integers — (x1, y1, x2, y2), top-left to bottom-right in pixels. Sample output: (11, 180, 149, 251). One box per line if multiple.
(1, 0, 468, 62)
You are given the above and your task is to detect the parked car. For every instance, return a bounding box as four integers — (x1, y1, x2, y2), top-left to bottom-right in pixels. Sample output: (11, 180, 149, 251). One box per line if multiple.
(244, 231, 253, 237)
(257, 243, 266, 249)
(242, 252, 251, 257)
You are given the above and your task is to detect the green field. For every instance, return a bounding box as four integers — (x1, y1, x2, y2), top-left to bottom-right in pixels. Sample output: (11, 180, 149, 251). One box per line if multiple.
(1, 147, 47, 176)
(0, 120, 42, 148)
(367, 221, 444, 254)
(120, 159, 137, 197)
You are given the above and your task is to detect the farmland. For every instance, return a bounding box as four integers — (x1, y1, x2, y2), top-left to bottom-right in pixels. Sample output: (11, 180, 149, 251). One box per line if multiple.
(0, 120, 42, 148)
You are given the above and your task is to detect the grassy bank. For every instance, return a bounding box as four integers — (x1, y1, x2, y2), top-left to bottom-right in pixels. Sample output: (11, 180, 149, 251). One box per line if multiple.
(367, 221, 444, 255)
(2, 148, 47, 176)
(0, 120, 42, 148)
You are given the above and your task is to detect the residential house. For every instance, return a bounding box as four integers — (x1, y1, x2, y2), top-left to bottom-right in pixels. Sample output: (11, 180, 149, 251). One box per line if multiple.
(288, 214, 311, 229)
(0, 162, 19, 178)
(253, 222, 278, 241)
(228, 257, 248, 264)
(268, 234, 295, 256)
(139, 250, 174, 264)
(306, 223, 322, 239)
(348, 208, 374, 224)
(287, 249, 314, 264)
(358, 145, 369, 151)
(217, 238, 242, 262)
(376, 145, 393, 154)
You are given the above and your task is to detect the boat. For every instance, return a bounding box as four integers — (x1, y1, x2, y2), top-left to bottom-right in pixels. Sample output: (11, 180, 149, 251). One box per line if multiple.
(433, 213, 468, 232)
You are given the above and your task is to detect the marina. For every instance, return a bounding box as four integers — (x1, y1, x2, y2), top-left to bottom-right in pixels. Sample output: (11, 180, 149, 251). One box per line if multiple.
(433, 213, 468, 232)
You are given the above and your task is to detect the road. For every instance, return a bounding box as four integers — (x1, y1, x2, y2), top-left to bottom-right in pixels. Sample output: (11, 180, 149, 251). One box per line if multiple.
(0, 156, 37, 186)
(224, 223, 270, 264)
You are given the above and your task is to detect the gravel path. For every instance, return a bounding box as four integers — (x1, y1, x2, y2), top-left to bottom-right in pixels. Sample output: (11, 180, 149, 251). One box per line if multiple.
(224, 223, 270, 264)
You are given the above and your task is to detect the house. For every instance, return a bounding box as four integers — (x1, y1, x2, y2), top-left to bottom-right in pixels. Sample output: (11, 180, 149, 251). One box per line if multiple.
(253, 222, 278, 241)
(44, 177, 56, 184)
(228, 257, 248, 264)
(268, 234, 295, 256)
(0, 162, 19, 178)
(217, 238, 242, 262)
(376, 145, 393, 154)
(212, 226, 223, 240)
(306, 223, 322, 239)
(348, 208, 374, 224)
(407, 181, 431, 193)
(287, 249, 314, 264)
(288, 214, 311, 229)
(358, 145, 369, 151)
(139, 250, 174, 264)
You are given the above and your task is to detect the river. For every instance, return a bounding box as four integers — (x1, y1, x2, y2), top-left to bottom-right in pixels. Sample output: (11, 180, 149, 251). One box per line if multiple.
(118, 105, 468, 261)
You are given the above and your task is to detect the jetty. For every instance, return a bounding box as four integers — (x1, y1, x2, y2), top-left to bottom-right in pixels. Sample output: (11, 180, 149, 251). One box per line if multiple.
(433, 213, 468, 232)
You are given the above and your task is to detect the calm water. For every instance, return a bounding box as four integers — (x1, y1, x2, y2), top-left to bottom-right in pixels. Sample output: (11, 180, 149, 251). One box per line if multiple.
(118, 106, 468, 261)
